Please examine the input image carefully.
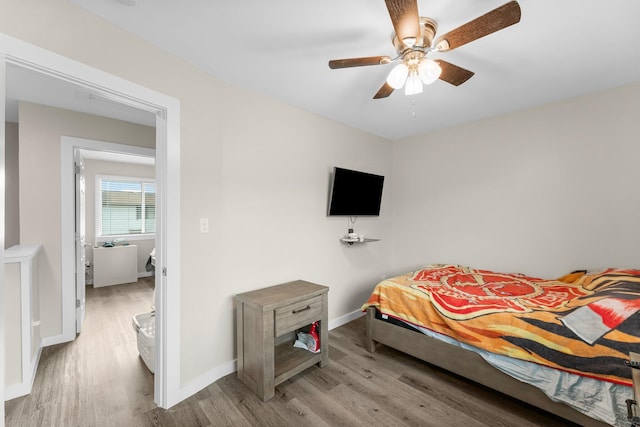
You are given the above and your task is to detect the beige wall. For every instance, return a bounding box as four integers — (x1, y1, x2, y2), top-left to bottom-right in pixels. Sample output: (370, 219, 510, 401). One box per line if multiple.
(18, 102, 155, 337)
(83, 158, 156, 276)
(2, 1, 394, 390)
(392, 82, 640, 278)
(5, 122, 19, 249)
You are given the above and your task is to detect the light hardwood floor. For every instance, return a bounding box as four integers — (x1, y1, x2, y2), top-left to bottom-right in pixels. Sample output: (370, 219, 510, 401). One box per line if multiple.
(5, 277, 156, 427)
(6, 280, 578, 426)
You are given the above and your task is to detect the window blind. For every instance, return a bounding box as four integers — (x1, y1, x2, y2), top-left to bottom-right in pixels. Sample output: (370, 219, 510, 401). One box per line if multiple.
(100, 178, 155, 236)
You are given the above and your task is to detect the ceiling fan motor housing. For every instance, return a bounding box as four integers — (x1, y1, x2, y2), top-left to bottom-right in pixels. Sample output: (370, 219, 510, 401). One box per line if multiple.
(392, 17, 438, 52)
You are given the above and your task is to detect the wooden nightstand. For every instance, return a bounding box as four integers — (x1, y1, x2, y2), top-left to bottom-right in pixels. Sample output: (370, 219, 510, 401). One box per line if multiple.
(235, 280, 329, 401)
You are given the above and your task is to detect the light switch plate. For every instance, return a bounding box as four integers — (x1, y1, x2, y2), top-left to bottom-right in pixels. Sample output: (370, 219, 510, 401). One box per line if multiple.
(200, 218, 209, 233)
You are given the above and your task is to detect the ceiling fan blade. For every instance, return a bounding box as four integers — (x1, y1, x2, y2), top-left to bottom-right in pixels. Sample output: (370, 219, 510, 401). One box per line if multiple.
(373, 82, 394, 99)
(329, 56, 392, 69)
(435, 1, 521, 52)
(385, 0, 420, 48)
(436, 60, 475, 86)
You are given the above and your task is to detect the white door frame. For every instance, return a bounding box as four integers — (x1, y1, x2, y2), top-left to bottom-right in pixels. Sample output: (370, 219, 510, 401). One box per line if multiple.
(0, 40, 6, 426)
(0, 33, 182, 409)
(74, 149, 86, 334)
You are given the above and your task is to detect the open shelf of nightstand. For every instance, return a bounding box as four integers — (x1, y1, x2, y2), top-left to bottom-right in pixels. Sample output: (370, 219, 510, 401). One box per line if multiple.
(274, 341, 323, 385)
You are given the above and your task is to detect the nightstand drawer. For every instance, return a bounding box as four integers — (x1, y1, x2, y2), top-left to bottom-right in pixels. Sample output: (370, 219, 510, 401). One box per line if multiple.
(274, 295, 322, 336)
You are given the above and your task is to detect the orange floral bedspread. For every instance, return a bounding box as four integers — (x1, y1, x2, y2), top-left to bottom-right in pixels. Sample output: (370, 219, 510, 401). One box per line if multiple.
(362, 264, 640, 385)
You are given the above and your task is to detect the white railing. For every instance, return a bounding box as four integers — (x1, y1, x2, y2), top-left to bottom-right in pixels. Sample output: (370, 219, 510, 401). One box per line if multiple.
(4, 244, 43, 400)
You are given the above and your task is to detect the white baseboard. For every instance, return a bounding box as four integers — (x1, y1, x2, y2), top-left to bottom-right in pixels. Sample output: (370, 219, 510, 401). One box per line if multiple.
(328, 309, 365, 330)
(4, 381, 27, 401)
(29, 343, 42, 392)
(41, 332, 73, 347)
(4, 340, 43, 401)
(176, 359, 236, 404)
(138, 271, 153, 278)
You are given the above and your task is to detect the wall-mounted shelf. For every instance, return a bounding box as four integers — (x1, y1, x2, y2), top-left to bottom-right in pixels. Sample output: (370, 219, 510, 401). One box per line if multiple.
(340, 237, 380, 246)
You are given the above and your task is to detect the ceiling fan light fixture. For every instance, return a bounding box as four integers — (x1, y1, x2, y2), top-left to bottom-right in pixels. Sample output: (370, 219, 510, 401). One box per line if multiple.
(418, 58, 442, 85)
(404, 73, 423, 95)
(386, 63, 409, 89)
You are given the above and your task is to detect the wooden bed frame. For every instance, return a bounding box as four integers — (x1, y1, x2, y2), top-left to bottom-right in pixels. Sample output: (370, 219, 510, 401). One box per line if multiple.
(365, 307, 610, 427)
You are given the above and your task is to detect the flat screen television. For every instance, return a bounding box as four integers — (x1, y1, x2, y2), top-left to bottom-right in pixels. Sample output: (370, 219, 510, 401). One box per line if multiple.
(328, 167, 384, 216)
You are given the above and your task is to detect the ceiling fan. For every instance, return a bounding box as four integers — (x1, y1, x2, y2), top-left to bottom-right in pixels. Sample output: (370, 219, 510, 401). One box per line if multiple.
(328, 0, 521, 99)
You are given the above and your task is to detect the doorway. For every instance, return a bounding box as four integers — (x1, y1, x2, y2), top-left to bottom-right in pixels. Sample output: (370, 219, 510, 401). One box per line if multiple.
(1, 34, 182, 410)
(62, 138, 157, 338)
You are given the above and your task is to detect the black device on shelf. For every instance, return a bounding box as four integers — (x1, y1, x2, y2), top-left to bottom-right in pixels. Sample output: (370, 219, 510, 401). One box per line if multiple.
(327, 167, 384, 216)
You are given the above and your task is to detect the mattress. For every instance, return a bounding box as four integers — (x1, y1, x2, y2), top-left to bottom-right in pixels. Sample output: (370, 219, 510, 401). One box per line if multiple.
(378, 311, 631, 427)
(363, 264, 640, 426)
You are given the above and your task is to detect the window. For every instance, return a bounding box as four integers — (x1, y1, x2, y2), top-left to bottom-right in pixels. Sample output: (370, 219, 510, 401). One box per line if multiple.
(97, 175, 156, 238)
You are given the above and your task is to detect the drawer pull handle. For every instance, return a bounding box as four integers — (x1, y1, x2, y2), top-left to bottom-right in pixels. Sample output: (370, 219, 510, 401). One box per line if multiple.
(292, 305, 311, 314)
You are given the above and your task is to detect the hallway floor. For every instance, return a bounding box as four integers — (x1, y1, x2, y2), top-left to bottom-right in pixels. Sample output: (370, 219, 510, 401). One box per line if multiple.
(5, 277, 155, 426)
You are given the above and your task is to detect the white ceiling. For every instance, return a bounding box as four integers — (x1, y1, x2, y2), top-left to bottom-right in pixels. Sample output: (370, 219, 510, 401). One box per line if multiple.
(12, 1, 640, 141)
(5, 64, 156, 127)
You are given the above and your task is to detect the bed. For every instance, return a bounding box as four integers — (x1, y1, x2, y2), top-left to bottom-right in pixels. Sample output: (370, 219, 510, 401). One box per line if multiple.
(362, 264, 640, 427)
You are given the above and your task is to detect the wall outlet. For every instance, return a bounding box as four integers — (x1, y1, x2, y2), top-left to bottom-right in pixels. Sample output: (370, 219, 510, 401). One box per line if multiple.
(200, 218, 209, 233)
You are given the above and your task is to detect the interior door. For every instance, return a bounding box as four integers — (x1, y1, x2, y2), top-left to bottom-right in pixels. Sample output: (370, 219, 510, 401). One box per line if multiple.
(75, 150, 87, 333)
